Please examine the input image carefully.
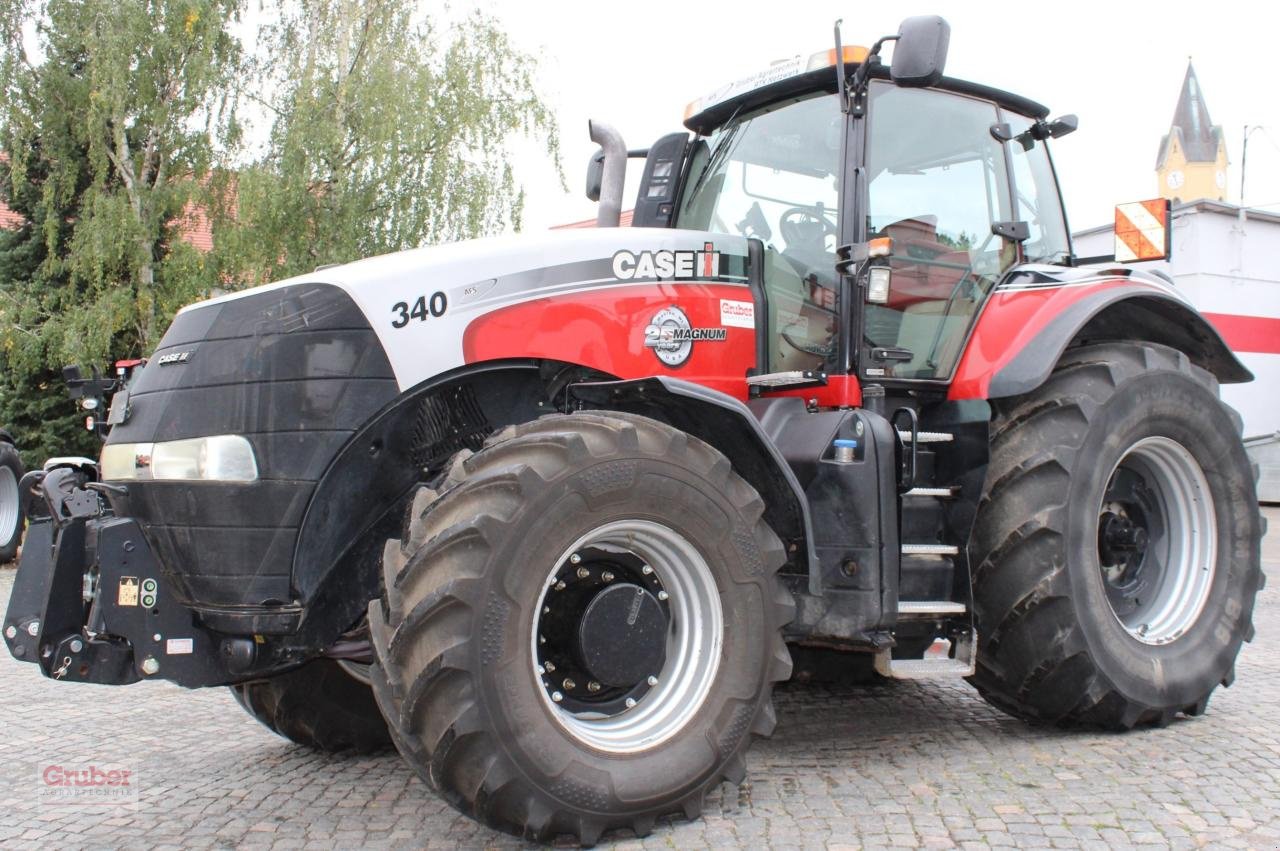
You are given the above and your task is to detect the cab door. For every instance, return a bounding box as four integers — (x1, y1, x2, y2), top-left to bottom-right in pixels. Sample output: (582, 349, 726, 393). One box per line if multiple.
(858, 82, 1017, 382)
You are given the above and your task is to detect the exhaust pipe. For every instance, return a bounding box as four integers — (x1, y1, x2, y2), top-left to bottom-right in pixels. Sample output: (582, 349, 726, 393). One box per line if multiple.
(589, 120, 626, 228)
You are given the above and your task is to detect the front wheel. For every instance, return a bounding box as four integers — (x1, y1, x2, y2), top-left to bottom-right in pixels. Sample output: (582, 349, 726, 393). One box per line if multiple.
(368, 413, 792, 843)
(0, 442, 25, 563)
(230, 658, 392, 753)
(969, 342, 1264, 728)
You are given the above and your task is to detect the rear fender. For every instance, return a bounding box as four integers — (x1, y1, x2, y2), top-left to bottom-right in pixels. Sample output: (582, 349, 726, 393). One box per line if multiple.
(950, 267, 1252, 400)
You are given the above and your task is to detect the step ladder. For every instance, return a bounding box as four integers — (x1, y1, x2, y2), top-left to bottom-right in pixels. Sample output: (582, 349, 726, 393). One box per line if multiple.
(891, 417, 973, 678)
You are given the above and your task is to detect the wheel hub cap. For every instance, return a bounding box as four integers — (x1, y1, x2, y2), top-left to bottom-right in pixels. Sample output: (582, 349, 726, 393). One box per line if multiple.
(536, 547, 669, 715)
(578, 583, 667, 687)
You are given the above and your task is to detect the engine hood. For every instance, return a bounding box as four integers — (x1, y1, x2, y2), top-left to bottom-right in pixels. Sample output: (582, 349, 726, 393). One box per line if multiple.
(185, 227, 747, 391)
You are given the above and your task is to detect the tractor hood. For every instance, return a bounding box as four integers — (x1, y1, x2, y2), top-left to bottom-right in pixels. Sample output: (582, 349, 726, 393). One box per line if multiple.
(183, 227, 751, 391)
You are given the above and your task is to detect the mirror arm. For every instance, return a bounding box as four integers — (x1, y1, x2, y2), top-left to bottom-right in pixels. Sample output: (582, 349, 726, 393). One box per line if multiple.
(847, 35, 897, 118)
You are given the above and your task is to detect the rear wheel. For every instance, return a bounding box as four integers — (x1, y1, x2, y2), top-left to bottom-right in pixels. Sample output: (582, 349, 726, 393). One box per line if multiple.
(231, 658, 392, 753)
(0, 442, 25, 563)
(969, 342, 1263, 728)
(368, 413, 792, 843)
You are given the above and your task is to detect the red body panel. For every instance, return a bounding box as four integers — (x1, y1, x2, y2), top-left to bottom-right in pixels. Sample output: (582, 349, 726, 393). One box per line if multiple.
(949, 277, 1139, 400)
(463, 282, 758, 399)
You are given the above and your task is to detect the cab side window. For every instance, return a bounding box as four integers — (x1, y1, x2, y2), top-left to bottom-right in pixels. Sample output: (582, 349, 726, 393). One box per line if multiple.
(864, 83, 1013, 380)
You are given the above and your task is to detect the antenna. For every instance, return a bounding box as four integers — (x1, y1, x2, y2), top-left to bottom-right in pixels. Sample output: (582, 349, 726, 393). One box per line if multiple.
(834, 19, 850, 114)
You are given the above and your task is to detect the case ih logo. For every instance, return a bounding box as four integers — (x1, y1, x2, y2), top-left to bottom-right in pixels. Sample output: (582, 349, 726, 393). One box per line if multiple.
(612, 242, 720, 280)
(644, 305, 726, 367)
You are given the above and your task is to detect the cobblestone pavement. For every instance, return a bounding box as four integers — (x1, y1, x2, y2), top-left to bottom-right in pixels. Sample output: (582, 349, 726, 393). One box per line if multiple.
(1, 508, 1277, 849)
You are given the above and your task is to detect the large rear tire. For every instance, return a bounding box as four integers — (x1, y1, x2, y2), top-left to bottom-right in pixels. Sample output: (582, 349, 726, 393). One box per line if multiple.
(369, 413, 792, 843)
(969, 342, 1263, 728)
(231, 658, 392, 753)
(0, 442, 25, 563)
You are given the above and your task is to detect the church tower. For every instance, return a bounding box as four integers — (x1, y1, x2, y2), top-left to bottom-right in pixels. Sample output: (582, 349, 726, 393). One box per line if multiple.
(1155, 61, 1228, 203)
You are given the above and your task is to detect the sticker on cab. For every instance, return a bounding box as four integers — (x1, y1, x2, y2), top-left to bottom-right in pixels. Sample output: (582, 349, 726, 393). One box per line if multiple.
(720, 299, 754, 329)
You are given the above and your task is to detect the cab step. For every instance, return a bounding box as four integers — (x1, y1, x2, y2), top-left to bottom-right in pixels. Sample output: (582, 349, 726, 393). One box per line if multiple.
(901, 543, 960, 556)
(903, 486, 958, 498)
(874, 631, 976, 679)
(897, 430, 953, 443)
(898, 600, 967, 616)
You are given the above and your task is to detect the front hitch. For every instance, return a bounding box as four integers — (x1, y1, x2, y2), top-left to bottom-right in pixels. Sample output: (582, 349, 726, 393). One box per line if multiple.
(3, 469, 246, 687)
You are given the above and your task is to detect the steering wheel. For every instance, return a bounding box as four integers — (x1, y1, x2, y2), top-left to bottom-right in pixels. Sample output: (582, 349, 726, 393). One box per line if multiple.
(779, 206, 837, 250)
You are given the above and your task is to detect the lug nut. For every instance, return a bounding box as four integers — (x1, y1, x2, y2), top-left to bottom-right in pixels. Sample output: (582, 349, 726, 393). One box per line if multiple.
(140, 657, 160, 676)
(562, 678, 576, 690)
(536, 664, 546, 675)
(4, 625, 15, 640)
(642, 565, 653, 575)
(587, 681, 602, 693)
(601, 571, 614, 583)
(27, 621, 40, 637)
(544, 660, 556, 673)
(554, 580, 566, 591)
(543, 606, 551, 614)
(69, 639, 83, 653)
(570, 553, 582, 565)
(552, 691, 564, 703)
(539, 635, 546, 644)
(576, 567, 590, 580)
(625, 697, 637, 709)
(657, 591, 669, 601)
(647, 676, 658, 686)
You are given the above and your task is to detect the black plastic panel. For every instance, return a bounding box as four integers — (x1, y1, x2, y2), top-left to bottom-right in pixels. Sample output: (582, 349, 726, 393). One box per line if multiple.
(103, 284, 396, 610)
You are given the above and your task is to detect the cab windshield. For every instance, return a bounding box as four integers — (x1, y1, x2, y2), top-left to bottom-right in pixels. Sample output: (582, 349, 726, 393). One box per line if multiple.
(677, 93, 842, 373)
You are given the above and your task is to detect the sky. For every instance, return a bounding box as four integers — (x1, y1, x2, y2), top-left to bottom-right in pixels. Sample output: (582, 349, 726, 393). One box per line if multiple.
(473, 0, 1280, 234)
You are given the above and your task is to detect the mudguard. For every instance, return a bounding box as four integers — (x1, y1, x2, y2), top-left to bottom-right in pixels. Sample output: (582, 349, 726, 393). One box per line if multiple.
(950, 265, 1252, 400)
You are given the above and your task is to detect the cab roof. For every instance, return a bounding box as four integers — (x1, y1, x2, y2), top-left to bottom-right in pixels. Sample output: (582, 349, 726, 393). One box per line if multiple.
(683, 46, 1049, 135)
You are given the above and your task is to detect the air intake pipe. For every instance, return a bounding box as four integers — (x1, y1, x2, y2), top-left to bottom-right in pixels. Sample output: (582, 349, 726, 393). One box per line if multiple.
(589, 120, 626, 228)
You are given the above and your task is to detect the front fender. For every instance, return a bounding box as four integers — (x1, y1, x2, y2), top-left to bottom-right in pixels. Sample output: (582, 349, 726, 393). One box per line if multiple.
(569, 376, 817, 578)
(950, 266, 1252, 400)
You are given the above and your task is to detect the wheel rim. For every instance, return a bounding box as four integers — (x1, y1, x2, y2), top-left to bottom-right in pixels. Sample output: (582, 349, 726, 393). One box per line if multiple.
(336, 659, 373, 685)
(0, 465, 18, 548)
(1096, 436, 1216, 645)
(530, 520, 723, 754)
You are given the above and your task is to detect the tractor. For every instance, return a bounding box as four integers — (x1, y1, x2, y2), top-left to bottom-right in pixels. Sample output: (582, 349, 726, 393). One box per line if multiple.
(3, 15, 1264, 844)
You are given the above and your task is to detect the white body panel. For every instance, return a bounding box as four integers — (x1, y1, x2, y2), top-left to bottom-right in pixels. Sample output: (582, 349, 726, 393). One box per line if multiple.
(182, 228, 747, 392)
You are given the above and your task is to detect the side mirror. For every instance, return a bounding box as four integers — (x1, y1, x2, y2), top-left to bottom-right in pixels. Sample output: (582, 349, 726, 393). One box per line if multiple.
(890, 15, 950, 87)
(585, 149, 605, 202)
(1114, 199, 1172, 263)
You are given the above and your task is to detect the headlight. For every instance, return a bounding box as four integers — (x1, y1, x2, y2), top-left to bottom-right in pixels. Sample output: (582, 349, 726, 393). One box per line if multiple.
(101, 436, 259, 482)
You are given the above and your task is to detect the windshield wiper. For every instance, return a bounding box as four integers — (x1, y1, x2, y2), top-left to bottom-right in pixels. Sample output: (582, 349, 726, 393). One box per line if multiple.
(685, 106, 747, 205)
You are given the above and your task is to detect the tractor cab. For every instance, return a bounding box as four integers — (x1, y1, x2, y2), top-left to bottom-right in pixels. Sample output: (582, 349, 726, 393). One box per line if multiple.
(627, 17, 1077, 389)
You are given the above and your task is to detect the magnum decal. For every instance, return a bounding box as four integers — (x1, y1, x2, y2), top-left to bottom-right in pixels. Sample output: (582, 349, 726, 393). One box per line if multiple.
(643, 305, 727, 367)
